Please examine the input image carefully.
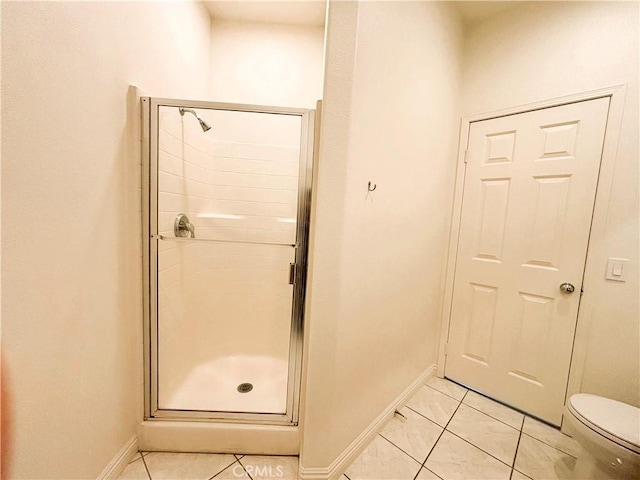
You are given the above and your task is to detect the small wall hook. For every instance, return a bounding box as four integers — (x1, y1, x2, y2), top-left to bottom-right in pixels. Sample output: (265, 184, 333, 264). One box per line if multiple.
(367, 181, 377, 192)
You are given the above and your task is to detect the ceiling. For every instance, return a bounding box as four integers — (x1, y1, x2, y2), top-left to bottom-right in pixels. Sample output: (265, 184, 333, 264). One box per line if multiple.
(204, 1, 327, 27)
(454, 1, 521, 27)
(203, 1, 521, 29)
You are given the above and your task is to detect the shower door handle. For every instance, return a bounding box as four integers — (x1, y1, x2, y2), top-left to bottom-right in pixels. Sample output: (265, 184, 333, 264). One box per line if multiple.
(289, 263, 296, 285)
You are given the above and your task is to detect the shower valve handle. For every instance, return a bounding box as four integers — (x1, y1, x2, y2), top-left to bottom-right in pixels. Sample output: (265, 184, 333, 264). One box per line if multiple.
(174, 213, 195, 238)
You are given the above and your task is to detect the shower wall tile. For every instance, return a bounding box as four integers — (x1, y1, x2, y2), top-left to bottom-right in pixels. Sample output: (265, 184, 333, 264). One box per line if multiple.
(215, 142, 299, 162)
(158, 150, 184, 177)
(220, 186, 297, 205)
(184, 145, 209, 169)
(185, 180, 209, 199)
(245, 229, 295, 245)
(159, 192, 187, 213)
(158, 172, 184, 195)
(158, 131, 183, 159)
(183, 161, 208, 184)
(158, 247, 180, 270)
(184, 128, 211, 154)
(159, 113, 299, 243)
(159, 108, 182, 139)
(158, 212, 180, 236)
(210, 156, 237, 173)
(234, 173, 298, 191)
(159, 264, 181, 288)
(195, 226, 248, 242)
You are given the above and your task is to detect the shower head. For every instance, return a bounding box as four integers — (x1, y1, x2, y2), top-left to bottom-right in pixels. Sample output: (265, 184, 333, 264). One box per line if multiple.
(179, 107, 212, 132)
(198, 118, 212, 132)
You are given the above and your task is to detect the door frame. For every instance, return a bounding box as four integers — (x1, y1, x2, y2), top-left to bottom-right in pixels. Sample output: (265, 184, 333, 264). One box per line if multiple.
(437, 84, 627, 420)
(141, 97, 315, 425)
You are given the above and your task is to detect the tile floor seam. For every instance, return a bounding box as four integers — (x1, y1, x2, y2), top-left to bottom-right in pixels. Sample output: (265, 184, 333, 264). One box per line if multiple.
(141, 450, 220, 455)
(236, 456, 255, 480)
(465, 391, 533, 424)
(415, 388, 468, 479)
(209, 457, 241, 480)
(423, 466, 445, 480)
(513, 467, 530, 479)
(209, 462, 228, 480)
(446, 401, 524, 466)
(457, 401, 522, 433)
(378, 432, 426, 466)
(127, 452, 142, 465)
(140, 450, 152, 480)
(209, 459, 236, 479)
(378, 433, 422, 472)
(509, 429, 525, 480)
(424, 383, 466, 402)
(461, 401, 523, 431)
(343, 473, 352, 480)
(513, 425, 524, 468)
(519, 431, 579, 459)
(405, 405, 449, 429)
(444, 428, 516, 470)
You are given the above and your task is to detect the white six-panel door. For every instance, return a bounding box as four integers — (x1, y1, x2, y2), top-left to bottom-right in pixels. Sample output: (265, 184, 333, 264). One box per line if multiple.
(445, 97, 610, 425)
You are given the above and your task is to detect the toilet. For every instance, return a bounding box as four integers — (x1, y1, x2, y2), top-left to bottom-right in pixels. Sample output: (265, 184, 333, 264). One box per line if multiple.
(564, 393, 640, 480)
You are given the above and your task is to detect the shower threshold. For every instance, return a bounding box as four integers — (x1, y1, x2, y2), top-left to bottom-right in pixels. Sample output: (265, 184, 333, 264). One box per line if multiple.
(137, 419, 300, 455)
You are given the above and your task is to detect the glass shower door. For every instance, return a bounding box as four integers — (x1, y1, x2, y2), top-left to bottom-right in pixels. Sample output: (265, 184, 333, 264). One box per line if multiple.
(144, 99, 313, 423)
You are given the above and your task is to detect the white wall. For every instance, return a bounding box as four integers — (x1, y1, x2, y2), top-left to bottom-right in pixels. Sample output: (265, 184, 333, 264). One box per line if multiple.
(1, 2, 211, 478)
(300, 0, 464, 470)
(209, 19, 324, 108)
(461, 1, 639, 407)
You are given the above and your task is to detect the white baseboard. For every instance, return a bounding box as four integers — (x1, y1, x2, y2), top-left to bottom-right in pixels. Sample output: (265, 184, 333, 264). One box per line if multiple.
(97, 435, 138, 480)
(299, 364, 437, 480)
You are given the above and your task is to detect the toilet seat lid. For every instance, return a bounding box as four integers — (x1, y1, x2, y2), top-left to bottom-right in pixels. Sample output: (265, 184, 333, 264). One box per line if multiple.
(568, 394, 640, 453)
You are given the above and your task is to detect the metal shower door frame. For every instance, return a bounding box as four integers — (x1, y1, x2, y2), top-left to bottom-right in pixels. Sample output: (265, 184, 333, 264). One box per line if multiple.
(141, 97, 315, 425)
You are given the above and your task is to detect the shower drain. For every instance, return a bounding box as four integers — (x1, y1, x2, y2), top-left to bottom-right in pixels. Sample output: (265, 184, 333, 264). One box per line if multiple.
(237, 383, 253, 393)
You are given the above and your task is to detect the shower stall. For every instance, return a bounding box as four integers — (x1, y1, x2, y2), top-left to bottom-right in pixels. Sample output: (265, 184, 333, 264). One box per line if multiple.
(141, 97, 314, 431)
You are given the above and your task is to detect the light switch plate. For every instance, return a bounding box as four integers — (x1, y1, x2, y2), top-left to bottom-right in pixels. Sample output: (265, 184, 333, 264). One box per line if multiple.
(605, 257, 630, 282)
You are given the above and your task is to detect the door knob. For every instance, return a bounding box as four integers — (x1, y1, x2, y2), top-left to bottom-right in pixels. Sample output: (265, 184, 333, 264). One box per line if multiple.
(559, 282, 576, 294)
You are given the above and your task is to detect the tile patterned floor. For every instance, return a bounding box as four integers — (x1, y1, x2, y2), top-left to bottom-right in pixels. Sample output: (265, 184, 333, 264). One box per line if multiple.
(343, 377, 583, 480)
(119, 453, 298, 480)
(119, 378, 583, 480)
